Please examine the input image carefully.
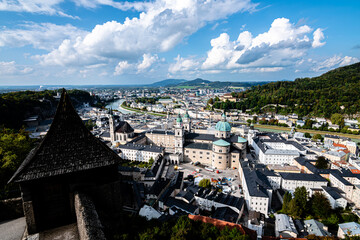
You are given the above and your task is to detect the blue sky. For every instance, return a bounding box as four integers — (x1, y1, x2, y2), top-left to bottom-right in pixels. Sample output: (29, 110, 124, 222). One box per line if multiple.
(0, 0, 359, 85)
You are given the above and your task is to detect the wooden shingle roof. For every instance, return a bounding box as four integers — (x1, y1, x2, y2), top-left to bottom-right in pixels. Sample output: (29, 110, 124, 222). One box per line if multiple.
(9, 89, 120, 183)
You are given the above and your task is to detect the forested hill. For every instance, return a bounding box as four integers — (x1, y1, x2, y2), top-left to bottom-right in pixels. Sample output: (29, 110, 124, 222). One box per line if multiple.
(0, 89, 100, 129)
(217, 62, 360, 117)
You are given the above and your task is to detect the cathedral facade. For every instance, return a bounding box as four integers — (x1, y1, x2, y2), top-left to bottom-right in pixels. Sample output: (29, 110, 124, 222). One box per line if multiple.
(111, 111, 247, 170)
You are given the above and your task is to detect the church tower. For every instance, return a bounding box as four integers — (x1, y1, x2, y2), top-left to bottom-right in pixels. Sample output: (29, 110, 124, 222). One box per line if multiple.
(109, 108, 115, 143)
(174, 113, 184, 157)
(183, 110, 191, 132)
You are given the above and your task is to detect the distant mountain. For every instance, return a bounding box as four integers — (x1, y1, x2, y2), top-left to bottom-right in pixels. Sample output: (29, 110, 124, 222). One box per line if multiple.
(148, 79, 187, 87)
(177, 78, 211, 86)
(212, 62, 360, 117)
(174, 78, 270, 88)
(149, 78, 272, 89)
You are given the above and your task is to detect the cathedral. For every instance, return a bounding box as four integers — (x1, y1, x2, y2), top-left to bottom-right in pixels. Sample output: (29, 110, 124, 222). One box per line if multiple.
(110, 110, 247, 170)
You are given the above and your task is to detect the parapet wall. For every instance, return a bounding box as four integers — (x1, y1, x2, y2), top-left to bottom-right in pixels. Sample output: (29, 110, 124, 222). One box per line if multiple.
(74, 192, 106, 240)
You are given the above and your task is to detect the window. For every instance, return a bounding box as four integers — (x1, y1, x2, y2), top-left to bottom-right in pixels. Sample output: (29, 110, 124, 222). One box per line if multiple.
(193, 151, 195, 153)
(219, 150, 222, 153)
(186, 150, 189, 153)
(207, 152, 210, 155)
(219, 156, 222, 159)
(200, 151, 203, 154)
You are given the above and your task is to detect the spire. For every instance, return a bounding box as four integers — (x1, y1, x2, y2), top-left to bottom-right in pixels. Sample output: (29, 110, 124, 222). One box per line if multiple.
(9, 88, 120, 183)
(222, 111, 226, 121)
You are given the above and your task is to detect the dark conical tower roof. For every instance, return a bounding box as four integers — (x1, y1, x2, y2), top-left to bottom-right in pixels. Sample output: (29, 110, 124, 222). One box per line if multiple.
(9, 89, 120, 183)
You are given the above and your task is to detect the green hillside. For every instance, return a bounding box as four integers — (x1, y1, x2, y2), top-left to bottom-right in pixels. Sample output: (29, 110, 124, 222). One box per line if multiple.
(173, 78, 270, 88)
(0, 89, 101, 129)
(212, 62, 360, 117)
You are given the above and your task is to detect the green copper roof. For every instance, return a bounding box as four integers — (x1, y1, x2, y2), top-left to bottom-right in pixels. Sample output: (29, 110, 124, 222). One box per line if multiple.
(213, 139, 230, 147)
(184, 111, 190, 119)
(176, 113, 183, 123)
(221, 113, 226, 118)
(238, 137, 247, 143)
(215, 121, 231, 132)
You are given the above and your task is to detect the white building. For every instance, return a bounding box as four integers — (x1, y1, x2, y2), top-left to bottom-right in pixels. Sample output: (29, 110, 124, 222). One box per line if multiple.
(240, 165, 272, 217)
(279, 173, 328, 191)
(118, 144, 164, 162)
(329, 172, 354, 199)
(252, 134, 306, 166)
(321, 186, 347, 209)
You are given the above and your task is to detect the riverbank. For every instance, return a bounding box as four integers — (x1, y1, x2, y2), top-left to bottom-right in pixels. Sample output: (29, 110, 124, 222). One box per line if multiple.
(254, 124, 360, 143)
(120, 103, 166, 117)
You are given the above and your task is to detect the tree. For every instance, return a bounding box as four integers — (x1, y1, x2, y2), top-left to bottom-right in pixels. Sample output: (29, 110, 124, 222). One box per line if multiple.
(148, 157, 155, 166)
(304, 132, 311, 138)
(289, 186, 308, 218)
(331, 113, 345, 126)
(199, 178, 211, 189)
(315, 156, 328, 169)
(281, 191, 293, 214)
(208, 98, 214, 105)
(253, 116, 258, 123)
(0, 128, 35, 199)
(84, 120, 96, 130)
(171, 216, 194, 240)
(312, 134, 323, 142)
(288, 198, 301, 218)
(311, 192, 331, 219)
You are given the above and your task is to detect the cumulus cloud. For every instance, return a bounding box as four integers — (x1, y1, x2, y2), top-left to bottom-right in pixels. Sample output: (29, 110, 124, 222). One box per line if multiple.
(137, 54, 158, 72)
(168, 55, 199, 74)
(0, 23, 87, 50)
(114, 61, 132, 75)
(202, 17, 326, 72)
(311, 55, 359, 72)
(312, 28, 325, 48)
(36, 0, 257, 67)
(0, 61, 33, 75)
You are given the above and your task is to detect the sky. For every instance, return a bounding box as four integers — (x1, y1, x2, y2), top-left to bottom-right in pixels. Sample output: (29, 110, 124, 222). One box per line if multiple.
(0, 0, 359, 86)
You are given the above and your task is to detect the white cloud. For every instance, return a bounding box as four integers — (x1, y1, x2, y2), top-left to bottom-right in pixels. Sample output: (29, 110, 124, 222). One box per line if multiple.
(0, 23, 87, 50)
(202, 17, 326, 72)
(0, 0, 77, 18)
(339, 56, 359, 66)
(311, 55, 359, 72)
(312, 28, 325, 48)
(37, 0, 257, 67)
(114, 61, 132, 75)
(168, 55, 199, 74)
(0, 61, 33, 75)
(137, 54, 158, 72)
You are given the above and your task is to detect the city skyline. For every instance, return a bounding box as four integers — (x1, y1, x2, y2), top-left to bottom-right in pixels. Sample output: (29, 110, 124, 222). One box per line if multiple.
(0, 0, 359, 85)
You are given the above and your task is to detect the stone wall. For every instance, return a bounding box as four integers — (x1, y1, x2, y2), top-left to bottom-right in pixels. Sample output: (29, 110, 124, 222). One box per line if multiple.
(74, 192, 106, 240)
(0, 197, 24, 222)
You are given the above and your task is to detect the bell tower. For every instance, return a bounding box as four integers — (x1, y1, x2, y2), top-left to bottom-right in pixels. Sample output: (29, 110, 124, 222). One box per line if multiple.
(174, 114, 184, 157)
(109, 108, 115, 143)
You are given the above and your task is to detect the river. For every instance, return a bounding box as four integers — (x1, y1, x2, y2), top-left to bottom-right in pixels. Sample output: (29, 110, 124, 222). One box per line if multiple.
(105, 99, 133, 114)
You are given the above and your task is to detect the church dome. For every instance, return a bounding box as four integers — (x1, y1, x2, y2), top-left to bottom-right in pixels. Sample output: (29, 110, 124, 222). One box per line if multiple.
(215, 121, 231, 132)
(215, 113, 231, 132)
